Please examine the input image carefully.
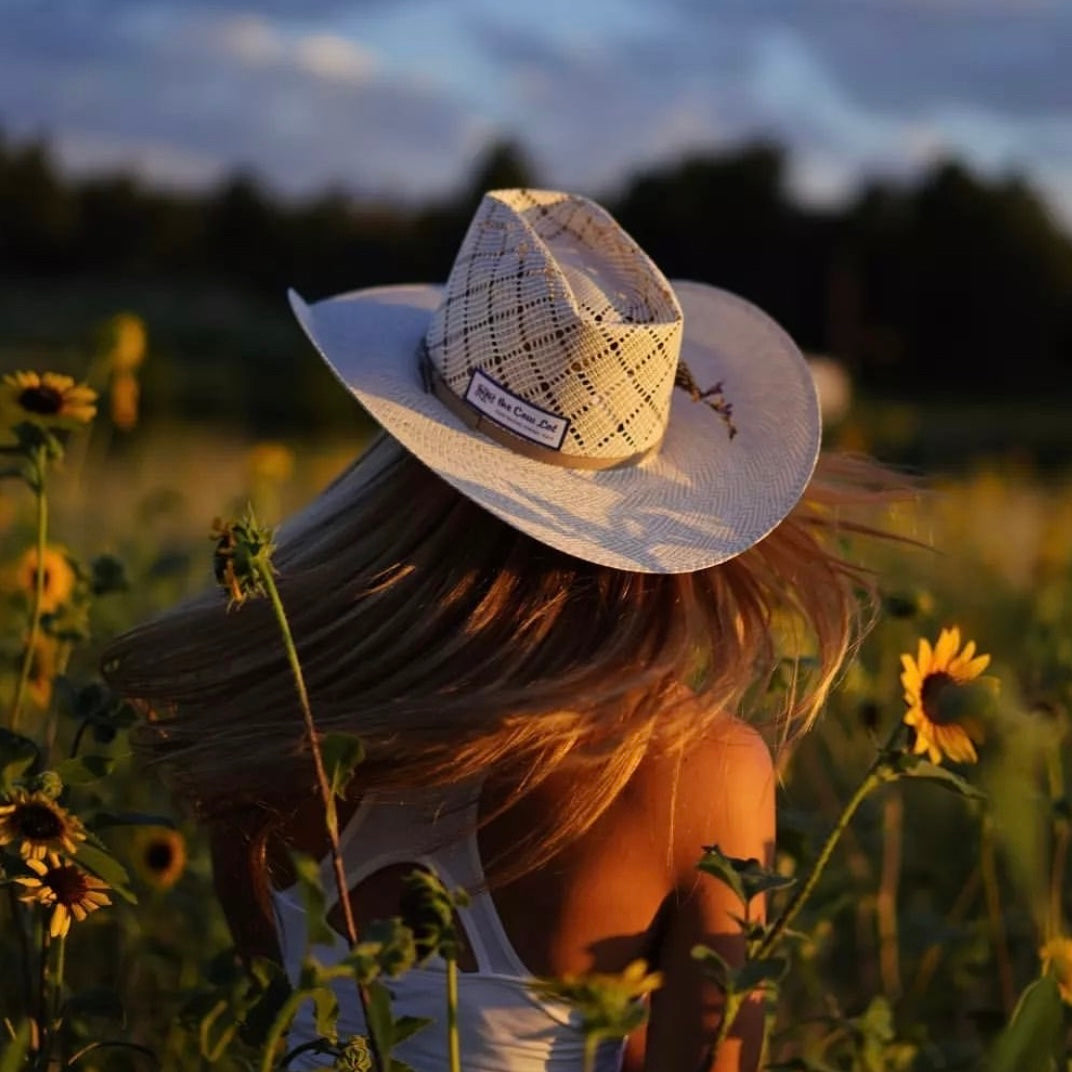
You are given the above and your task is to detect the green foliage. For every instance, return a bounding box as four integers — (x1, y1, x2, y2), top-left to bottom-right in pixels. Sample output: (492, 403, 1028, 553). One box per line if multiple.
(989, 976, 1064, 1072)
(697, 844, 796, 905)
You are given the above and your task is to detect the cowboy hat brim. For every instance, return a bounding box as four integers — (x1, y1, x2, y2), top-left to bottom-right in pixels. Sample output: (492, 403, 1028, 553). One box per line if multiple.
(288, 280, 820, 573)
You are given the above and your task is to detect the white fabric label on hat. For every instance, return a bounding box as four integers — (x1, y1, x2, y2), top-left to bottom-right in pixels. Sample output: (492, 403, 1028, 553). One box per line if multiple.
(464, 369, 570, 450)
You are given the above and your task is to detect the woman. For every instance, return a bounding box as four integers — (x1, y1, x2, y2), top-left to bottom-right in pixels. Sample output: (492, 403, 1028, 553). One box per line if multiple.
(105, 189, 889, 1071)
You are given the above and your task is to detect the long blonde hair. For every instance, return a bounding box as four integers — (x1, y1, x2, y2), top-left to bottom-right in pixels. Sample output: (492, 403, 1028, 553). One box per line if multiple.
(103, 435, 896, 881)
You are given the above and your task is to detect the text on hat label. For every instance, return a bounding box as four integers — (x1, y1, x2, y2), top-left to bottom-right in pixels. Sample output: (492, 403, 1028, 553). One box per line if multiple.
(464, 369, 570, 451)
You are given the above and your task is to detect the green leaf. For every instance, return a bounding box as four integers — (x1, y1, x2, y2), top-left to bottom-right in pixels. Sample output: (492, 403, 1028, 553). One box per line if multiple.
(691, 944, 731, 986)
(0, 1020, 32, 1072)
(321, 732, 366, 801)
(53, 754, 116, 785)
(310, 985, 339, 1043)
(697, 845, 795, 904)
(898, 760, 987, 801)
(989, 975, 1063, 1072)
(74, 842, 137, 904)
(364, 980, 396, 1057)
(730, 957, 789, 993)
(391, 1015, 432, 1046)
(291, 854, 336, 948)
(0, 728, 39, 788)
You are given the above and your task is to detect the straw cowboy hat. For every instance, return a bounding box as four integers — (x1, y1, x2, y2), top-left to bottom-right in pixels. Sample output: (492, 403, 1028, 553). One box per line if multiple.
(289, 188, 820, 573)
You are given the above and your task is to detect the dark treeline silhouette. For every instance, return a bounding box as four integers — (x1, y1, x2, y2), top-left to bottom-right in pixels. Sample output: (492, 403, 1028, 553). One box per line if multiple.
(3, 132, 1072, 398)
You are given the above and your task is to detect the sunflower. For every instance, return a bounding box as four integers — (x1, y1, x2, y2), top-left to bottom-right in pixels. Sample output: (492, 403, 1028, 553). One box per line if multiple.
(246, 442, 295, 484)
(1041, 936, 1072, 1005)
(11, 545, 77, 613)
(900, 626, 990, 765)
(24, 634, 60, 710)
(0, 371, 97, 431)
(16, 855, 111, 938)
(0, 789, 87, 860)
(110, 372, 140, 431)
(105, 313, 147, 374)
(131, 826, 187, 890)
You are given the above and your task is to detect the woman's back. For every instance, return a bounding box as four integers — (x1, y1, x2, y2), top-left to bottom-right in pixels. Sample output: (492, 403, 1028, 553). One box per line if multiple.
(216, 712, 775, 1071)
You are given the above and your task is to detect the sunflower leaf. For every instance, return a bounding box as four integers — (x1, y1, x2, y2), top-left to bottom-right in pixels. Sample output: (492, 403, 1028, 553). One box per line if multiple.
(53, 754, 116, 786)
(321, 732, 366, 801)
(0, 728, 40, 789)
(75, 842, 137, 904)
(989, 975, 1063, 1072)
(697, 845, 794, 904)
(897, 761, 987, 800)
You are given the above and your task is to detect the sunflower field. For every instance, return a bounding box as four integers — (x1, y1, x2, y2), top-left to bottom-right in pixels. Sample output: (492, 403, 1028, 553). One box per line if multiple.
(1, 315, 1072, 1071)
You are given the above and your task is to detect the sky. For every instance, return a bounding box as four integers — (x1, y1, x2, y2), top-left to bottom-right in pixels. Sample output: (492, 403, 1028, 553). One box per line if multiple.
(4, 0, 1072, 224)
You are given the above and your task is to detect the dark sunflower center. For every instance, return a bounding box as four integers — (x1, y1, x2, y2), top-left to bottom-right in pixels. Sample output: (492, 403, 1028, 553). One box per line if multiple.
(921, 671, 955, 723)
(17, 385, 64, 415)
(145, 842, 174, 872)
(16, 803, 64, 840)
(46, 865, 89, 904)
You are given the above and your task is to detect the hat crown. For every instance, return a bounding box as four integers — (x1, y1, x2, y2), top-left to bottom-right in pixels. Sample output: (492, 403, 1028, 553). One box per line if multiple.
(424, 189, 684, 459)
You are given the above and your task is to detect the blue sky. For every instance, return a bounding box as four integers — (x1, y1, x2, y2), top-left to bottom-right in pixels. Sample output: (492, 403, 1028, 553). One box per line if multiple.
(4, 0, 1072, 224)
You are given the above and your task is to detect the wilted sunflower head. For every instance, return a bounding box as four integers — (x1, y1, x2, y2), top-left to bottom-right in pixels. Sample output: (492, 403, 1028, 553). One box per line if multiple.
(16, 855, 111, 938)
(11, 545, 77, 614)
(131, 826, 187, 890)
(901, 626, 991, 765)
(0, 371, 97, 432)
(0, 788, 87, 861)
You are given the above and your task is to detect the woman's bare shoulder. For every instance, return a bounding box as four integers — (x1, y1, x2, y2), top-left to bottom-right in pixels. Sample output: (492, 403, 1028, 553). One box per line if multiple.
(632, 711, 777, 885)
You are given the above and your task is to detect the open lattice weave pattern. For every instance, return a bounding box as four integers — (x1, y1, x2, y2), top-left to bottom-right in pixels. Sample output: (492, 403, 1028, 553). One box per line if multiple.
(423, 189, 684, 459)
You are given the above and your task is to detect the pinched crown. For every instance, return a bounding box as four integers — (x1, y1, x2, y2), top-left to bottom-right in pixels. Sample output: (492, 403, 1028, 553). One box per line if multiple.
(423, 189, 684, 462)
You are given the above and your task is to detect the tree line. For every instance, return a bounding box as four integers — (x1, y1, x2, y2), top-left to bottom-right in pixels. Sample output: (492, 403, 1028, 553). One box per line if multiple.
(2, 133, 1072, 395)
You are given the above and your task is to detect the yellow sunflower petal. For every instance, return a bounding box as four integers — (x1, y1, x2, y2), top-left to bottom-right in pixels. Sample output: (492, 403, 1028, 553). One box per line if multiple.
(957, 653, 991, 681)
(50, 903, 70, 939)
(934, 627, 961, 669)
(917, 638, 933, 676)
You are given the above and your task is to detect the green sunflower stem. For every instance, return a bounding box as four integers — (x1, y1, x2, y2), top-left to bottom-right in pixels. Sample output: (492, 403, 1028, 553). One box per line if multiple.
(255, 562, 384, 1072)
(7, 885, 34, 1023)
(581, 1032, 599, 1072)
(705, 990, 745, 1071)
(10, 446, 48, 731)
(446, 955, 461, 1072)
(44, 932, 67, 1071)
(758, 765, 887, 958)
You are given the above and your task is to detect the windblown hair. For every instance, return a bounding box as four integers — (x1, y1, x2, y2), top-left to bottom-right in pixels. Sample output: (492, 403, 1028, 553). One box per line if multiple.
(103, 435, 898, 883)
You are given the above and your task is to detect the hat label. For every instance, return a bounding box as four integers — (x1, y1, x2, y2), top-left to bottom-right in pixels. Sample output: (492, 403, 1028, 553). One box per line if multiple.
(464, 369, 570, 450)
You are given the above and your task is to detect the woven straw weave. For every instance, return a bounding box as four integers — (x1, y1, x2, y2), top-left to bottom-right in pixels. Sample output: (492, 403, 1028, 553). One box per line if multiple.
(423, 189, 684, 459)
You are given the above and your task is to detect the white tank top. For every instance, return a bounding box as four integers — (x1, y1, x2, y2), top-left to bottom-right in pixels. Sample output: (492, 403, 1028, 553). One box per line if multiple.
(271, 784, 627, 1072)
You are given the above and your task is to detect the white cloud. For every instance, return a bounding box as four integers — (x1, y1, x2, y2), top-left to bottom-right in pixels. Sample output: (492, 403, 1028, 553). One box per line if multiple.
(212, 14, 283, 67)
(294, 33, 376, 84)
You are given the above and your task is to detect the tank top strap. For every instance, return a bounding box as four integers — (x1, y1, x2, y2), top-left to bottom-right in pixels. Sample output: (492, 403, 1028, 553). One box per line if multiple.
(325, 782, 530, 978)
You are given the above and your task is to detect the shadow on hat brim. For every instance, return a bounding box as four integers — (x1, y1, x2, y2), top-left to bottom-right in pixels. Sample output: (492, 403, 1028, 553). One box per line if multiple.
(288, 280, 820, 574)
